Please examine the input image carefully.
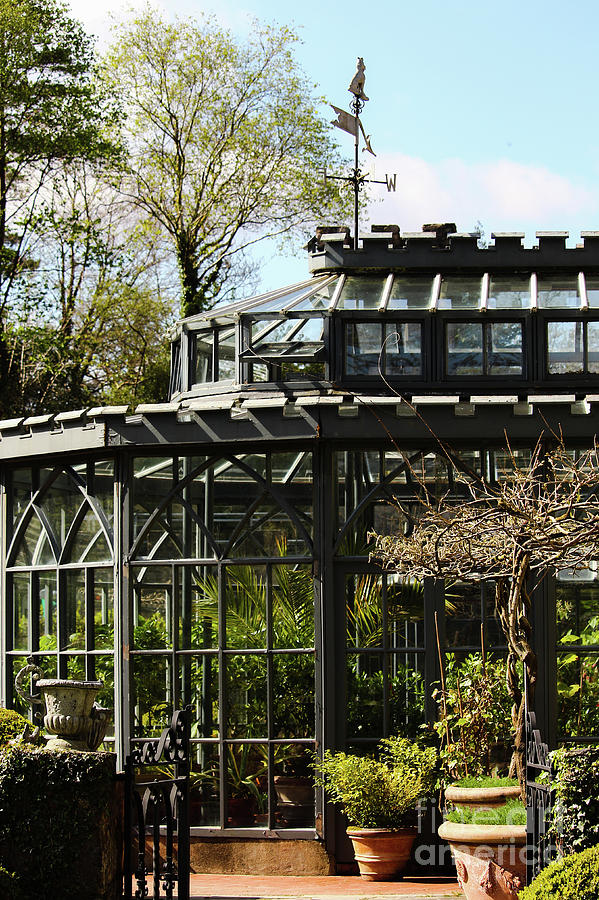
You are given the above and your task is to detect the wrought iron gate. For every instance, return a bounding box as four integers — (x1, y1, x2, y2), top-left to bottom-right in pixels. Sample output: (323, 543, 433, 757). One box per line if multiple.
(525, 711, 555, 884)
(123, 709, 190, 900)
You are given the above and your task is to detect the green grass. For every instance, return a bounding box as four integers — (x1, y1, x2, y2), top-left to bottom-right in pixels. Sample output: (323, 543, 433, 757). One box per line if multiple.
(453, 775, 519, 788)
(445, 799, 526, 826)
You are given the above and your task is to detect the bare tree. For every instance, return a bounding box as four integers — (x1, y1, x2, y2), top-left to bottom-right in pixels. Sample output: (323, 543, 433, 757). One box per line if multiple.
(369, 438, 599, 792)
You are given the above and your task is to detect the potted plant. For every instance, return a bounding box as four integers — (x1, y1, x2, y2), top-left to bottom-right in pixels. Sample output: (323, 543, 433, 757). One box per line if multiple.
(438, 801, 527, 900)
(433, 650, 526, 899)
(313, 736, 437, 880)
(273, 744, 315, 827)
(433, 649, 520, 807)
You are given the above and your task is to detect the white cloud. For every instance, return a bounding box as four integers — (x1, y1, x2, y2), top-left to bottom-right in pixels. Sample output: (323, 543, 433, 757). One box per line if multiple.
(67, 0, 255, 47)
(368, 153, 598, 238)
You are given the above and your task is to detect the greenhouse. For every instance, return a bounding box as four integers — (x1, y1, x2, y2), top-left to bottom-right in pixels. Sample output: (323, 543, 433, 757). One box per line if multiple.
(2, 224, 599, 872)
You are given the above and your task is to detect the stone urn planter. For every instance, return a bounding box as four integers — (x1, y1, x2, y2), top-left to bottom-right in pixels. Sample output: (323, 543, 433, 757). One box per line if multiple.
(15, 664, 109, 751)
(347, 828, 416, 881)
(438, 820, 527, 900)
(38, 679, 109, 750)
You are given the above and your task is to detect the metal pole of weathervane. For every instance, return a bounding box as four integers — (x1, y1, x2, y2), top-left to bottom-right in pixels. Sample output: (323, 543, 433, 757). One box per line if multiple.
(328, 58, 397, 250)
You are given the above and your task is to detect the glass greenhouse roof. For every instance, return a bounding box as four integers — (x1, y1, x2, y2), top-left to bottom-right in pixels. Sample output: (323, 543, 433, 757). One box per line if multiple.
(186, 271, 599, 328)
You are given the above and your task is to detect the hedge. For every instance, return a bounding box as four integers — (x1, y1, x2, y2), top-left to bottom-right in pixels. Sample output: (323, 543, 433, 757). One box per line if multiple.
(0, 708, 31, 747)
(519, 845, 599, 899)
(0, 745, 120, 900)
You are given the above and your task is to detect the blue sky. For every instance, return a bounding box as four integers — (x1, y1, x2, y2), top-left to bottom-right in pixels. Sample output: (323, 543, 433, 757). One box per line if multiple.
(68, 0, 599, 290)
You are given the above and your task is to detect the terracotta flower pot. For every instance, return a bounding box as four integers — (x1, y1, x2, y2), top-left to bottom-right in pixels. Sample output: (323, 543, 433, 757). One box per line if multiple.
(274, 775, 314, 826)
(445, 783, 522, 811)
(438, 820, 527, 900)
(347, 828, 416, 881)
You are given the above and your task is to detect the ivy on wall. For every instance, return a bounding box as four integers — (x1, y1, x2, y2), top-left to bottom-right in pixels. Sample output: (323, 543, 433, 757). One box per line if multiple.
(551, 747, 599, 854)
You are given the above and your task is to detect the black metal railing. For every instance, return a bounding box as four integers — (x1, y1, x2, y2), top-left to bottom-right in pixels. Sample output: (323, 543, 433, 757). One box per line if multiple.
(525, 710, 555, 884)
(123, 709, 190, 900)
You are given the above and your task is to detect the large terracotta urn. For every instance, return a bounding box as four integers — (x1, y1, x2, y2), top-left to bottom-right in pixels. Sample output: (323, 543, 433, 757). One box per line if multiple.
(438, 820, 527, 900)
(347, 828, 416, 881)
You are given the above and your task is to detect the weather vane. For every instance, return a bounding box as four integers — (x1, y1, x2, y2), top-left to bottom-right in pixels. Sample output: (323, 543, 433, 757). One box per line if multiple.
(327, 58, 397, 251)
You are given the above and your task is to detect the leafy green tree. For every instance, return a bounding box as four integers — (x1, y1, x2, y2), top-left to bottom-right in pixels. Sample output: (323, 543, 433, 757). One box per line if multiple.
(106, 8, 350, 316)
(0, 0, 122, 415)
(6, 163, 173, 414)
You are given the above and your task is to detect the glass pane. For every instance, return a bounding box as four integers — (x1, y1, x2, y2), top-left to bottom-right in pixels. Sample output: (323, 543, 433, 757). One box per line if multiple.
(11, 468, 32, 530)
(346, 574, 382, 649)
(225, 566, 266, 650)
(64, 571, 85, 650)
(388, 276, 433, 309)
(133, 572, 172, 649)
(187, 575, 219, 650)
(93, 658, 115, 726)
(346, 653, 384, 737)
(388, 577, 424, 647)
(438, 277, 482, 309)
(445, 582, 484, 649)
(337, 276, 386, 309)
(189, 744, 220, 826)
(225, 655, 267, 737)
(280, 361, 325, 380)
(194, 331, 214, 383)
(70, 508, 112, 563)
(557, 652, 599, 738)
(35, 655, 57, 679)
(94, 568, 114, 651)
(385, 323, 422, 375)
(389, 654, 425, 738)
(225, 743, 268, 826)
(94, 461, 114, 524)
(346, 322, 381, 375)
(272, 564, 314, 649)
(538, 276, 580, 309)
(273, 654, 314, 738)
(547, 321, 584, 374)
(557, 579, 599, 644)
(251, 318, 299, 345)
(12, 573, 29, 650)
(131, 654, 171, 737)
(491, 448, 532, 480)
(274, 743, 315, 828)
(588, 322, 599, 374)
(250, 362, 268, 382)
(218, 328, 236, 381)
(585, 276, 599, 308)
(291, 278, 339, 311)
(39, 469, 84, 551)
(38, 573, 57, 650)
(446, 323, 483, 375)
(14, 515, 55, 567)
(187, 657, 219, 739)
(488, 322, 523, 375)
(488, 275, 531, 309)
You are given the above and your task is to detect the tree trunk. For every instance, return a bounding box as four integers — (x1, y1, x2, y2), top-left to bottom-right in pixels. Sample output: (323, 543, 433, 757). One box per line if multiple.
(494, 561, 537, 800)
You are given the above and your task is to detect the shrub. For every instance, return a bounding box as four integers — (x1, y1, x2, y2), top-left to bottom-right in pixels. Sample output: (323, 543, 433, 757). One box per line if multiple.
(519, 845, 599, 899)
(313, 736, 437, 829)
(0, 745, 119, 900)
(0, 708, 31, 746)
(0, 866, 23, 900)
(550, 747, 599, 853)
